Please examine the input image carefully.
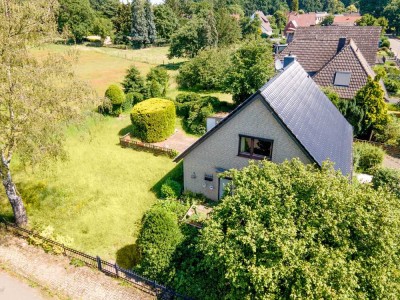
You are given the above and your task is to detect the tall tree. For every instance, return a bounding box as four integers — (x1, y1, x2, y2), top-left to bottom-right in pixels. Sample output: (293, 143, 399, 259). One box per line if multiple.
(224, 38, 275, 104)
(131, 0, 148, 47)
(113, 3, 132, 44)
(144, 0, 157, 44)
(153, 4, 179, 41)
(359, 0, 390, 17)
(216, 8, 242, 46)
(292, 0, 299, 12)
(89, 0, 119, 19)
(384, 0, 400, 35)
(0, 0, 93, 225)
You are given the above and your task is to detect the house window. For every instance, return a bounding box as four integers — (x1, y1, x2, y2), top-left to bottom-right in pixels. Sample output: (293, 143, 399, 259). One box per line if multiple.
(334, 71, 351, 87)
(238, 135, 273, 160)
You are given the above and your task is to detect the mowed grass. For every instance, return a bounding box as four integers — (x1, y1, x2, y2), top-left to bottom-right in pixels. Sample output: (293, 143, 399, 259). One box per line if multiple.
(0, 115, 176, 260)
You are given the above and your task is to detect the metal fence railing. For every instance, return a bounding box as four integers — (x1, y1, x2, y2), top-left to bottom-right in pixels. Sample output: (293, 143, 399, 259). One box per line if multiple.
(0, 219, 190, 300)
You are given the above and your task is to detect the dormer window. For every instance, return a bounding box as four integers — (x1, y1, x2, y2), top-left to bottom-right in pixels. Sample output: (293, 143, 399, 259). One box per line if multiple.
(334, 71, 351, 87)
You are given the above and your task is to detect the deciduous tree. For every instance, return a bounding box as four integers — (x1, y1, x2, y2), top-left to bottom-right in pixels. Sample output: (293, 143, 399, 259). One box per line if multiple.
(198, 159, 400, 299)
(0, 0, 93, 226)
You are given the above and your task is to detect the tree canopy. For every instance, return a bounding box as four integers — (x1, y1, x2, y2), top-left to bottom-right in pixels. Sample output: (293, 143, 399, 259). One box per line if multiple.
(197, 159, 400, 299)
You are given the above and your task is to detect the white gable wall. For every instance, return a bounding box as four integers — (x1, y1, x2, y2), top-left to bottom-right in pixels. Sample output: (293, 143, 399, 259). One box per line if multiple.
(183, 96, 312, 201)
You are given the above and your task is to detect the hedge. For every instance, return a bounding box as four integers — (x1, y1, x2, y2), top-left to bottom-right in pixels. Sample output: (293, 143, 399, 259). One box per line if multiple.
(130, 98, 176, 143)
(105, 84, 125, 105)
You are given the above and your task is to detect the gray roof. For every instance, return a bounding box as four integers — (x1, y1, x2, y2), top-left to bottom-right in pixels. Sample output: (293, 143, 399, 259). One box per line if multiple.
(175, 61, 353, 175)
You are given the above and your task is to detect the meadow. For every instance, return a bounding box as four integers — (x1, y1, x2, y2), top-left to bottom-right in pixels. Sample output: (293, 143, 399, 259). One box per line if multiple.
(1, 44, 229, 261)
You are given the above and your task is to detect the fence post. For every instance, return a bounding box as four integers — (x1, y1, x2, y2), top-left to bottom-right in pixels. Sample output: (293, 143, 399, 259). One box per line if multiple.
(96, 256, 102, 271)
(114, 263, 119, 277)
(62, 244, 66, 256)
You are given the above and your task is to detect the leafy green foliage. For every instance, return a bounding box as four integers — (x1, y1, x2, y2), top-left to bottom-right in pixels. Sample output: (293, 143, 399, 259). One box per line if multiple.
(372, 167, 400, 197)
(384, 78, 400, 93)
(105, 84, 125, 105)
(113, 3, 132, 44)
(131, 0, 148, 47)
(136, 206, 183, 282)
(321, 14, 334, 26)
(353, 142, 385, 173)
(215, 8, 242, 45)
(359, 0, 390, 17)
(177, 48, 233, 91)
(122, 66, 146, 95)
(384, 0, 400, 35)
(322, 87, 340, 107)
(153, 4, 178, 41)
(130, 98, 176, 142)
(175, 92, 201, 104)
(168, 14, 218, 58)
(375, 116, 400, 146)
(196, 159, 400, 299)
(146, 67, 169, 97)
(161, 179, 182, 199)
(292, 0, 299, 11)
(144, 0, 156, 44)
(224, 38, 275, 104)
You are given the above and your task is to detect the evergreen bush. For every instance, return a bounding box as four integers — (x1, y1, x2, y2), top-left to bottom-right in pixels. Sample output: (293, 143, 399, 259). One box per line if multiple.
(130, 98, 176, 142)
(105, 84, 125, 116)
(372, 167, 400, 197)
(161, 179, 182, 199)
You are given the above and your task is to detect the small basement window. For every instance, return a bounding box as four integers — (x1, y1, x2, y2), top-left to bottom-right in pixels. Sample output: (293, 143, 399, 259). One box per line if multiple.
(238, 135, 273, 160)
(334, 71, 351, 87)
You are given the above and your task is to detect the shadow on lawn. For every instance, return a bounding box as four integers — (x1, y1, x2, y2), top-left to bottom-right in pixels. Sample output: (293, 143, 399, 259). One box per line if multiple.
(118, 124, 133, 136)
(158, 62, 184, 71)
(151, 162, 183, 198)
(116, 243, 140, 270)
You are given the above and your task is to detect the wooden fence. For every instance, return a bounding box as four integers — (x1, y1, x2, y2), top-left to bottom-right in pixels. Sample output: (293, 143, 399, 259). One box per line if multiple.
(0, 219, 190, 300)
(119, 133, 177, 158)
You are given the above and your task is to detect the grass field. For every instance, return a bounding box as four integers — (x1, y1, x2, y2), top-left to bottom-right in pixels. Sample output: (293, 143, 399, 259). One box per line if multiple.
(31, 44, 232, 102)
(0, 44, 229, 263)
(0, 115, 176, 261)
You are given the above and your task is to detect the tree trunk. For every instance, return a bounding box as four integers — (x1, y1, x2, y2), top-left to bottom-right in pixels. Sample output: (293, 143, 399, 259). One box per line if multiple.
(1, 166, 27, 226)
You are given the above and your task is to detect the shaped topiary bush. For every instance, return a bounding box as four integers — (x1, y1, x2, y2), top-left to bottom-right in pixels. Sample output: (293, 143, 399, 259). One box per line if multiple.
(130, 98, 176, 143)
(105, 84, 125, 116)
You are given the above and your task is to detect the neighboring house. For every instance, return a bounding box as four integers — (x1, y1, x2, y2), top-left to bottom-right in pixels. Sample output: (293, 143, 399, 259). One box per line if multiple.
(285, 26, 381, 65)
(284, 12, 317, 36)
(316, 12, 329, 24)
(251, 11, 273, 36)
(174, 61, 353, 201)
(278, 27, 384, 99)
(333, 13, 362, 26)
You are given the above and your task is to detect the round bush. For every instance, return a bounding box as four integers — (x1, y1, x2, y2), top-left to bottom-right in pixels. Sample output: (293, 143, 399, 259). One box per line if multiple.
(353, 142, 385, 173)
(372, 167, 400, 197)
(130, 98, 176, 143)
(105, 84, 125, 105)
(161, 179, 182, 199)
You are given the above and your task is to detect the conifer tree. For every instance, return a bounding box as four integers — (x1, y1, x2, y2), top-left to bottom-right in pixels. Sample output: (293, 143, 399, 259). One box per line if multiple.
(144, 0, 156, 44)
(131, 0, 147, 48)
(292, 0, 299, 12)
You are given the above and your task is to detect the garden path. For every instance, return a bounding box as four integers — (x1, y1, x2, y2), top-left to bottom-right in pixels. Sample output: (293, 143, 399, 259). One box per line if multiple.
(0, 231, 154, 300)
(383, 154, 400, 170)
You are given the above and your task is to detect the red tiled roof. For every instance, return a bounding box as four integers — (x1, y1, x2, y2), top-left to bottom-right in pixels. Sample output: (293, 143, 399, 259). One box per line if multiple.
(333, 15, 362, 26)
(288, 12, 317, 27)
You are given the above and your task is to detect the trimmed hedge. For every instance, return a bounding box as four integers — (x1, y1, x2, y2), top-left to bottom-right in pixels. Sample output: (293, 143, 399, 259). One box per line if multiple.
(130, 98, 176, 143)
(105, 84, 125, 105)
(353, 142, 385, 173)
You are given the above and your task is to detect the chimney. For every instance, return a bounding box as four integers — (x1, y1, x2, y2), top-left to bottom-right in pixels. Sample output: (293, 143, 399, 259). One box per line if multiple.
(337, 37, 346, 53)
(283, 54, 297, 68)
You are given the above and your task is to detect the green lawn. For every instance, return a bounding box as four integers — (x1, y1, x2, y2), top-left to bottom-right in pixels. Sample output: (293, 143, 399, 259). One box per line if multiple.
(0, 115, 176, 261)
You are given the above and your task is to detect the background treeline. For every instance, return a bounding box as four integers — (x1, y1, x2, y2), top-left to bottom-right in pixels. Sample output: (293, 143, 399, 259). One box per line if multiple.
(57, 0, 400, 46)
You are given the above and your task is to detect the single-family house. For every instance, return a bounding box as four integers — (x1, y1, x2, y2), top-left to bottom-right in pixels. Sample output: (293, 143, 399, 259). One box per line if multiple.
(284, 12, 317, 36)
(174, 61, 353, 201)
(277, 36, 383, 99)
(251, 11, 273, 36)
(333, 13, 362, 26)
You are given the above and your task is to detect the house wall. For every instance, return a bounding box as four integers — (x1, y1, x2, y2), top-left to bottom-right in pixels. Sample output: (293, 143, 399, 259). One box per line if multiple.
(183, 96, 312, 201)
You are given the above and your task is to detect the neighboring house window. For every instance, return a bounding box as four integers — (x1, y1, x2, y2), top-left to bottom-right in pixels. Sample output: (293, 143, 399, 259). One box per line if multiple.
(238, 135, 273, 160)
(334, 71, 351, 87)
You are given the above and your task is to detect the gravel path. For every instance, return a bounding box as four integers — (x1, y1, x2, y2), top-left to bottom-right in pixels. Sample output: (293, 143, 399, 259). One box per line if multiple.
(0, 231, 153, 300)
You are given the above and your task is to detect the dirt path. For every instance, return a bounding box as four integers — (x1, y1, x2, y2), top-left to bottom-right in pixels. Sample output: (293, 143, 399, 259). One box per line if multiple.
(0, 270, 49, 300)
(0, 231, 154, 300)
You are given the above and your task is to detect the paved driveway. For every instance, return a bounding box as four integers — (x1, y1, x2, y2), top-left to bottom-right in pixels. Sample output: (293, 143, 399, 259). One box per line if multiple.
(389, 38, 400, 58)
(0, 271, 47, 300)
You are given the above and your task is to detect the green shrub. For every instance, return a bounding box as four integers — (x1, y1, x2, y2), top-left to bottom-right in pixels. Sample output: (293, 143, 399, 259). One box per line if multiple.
(136, 207, 183, 282)
(381, 39, 390, 48)
(185, 102, 214, 135)
(131, 92, 144, 105)
(353, 142, 385, 173)
(384, 78, 400, 94)
(161, 179, 182, 199)
(375, 116, 400, 146)
(146, 67, 169, 97)
(175, 92, 201, 104)
(177, 48, 233, 90)
(105, 84, 125, 105)
(372, 167, 400, 197)
(130, 98, 176, 143)
(122, 93, 133, 112)
(122, 66, 146, 95)
(105, 84, 125, 116)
